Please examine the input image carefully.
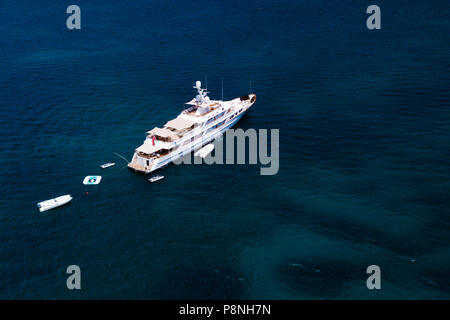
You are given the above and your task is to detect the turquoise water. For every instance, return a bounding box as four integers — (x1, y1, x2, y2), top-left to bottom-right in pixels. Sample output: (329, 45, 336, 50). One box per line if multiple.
(0, 0, 449, 298)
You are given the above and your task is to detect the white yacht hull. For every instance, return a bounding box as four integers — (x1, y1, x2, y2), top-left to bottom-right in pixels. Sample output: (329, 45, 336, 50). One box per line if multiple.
(132, 109, 247, 174)
(128, 82, 256, 175)
(151, 111, 245, 171)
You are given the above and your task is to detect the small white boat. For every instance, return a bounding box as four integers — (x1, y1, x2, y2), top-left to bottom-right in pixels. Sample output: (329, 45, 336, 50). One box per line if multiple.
(37, 194, 73, 212)
(194, 143, 215, 158)
(100, 162, 115, 169)
(149, 175, 164, 183)
(83, 175, 102, 185)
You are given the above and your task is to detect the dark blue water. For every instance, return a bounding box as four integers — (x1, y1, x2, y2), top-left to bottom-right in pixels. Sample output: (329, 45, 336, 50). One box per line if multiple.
(0, 0, 449, 299)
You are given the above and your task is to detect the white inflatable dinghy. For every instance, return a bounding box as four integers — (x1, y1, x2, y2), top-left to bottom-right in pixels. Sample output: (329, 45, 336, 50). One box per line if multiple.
(149, 175, 164, 183)
(37, 194, 73, 212)
(100, 162, 115, 169)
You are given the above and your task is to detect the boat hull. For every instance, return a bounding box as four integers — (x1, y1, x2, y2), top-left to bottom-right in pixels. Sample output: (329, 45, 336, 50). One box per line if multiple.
(38, 195, 73, 212)
(128, 94, 256, 174)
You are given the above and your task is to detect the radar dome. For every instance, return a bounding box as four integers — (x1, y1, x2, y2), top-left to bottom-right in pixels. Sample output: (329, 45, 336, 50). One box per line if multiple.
(196, 81, 202, 88)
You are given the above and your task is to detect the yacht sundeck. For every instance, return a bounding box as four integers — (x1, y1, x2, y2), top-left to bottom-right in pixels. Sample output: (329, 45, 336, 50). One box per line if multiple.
(128, 80, 256, 174)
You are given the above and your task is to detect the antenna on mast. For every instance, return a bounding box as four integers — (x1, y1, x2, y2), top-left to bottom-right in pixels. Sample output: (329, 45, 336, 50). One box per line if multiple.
(221, 76, 224, 101)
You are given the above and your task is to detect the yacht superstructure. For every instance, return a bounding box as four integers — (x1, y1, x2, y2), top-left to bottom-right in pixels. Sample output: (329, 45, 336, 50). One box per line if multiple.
(128, 81, 256, 174)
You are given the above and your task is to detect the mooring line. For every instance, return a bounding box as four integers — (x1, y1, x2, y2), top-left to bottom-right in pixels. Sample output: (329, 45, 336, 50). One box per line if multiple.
(113, 152, 130, 164)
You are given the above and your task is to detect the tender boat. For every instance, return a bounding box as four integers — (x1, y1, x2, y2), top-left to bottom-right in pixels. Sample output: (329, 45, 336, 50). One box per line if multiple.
(100, 162, 115, 169)
(194, 143, 214, 158)
(37, 195, 73, 212)
(128, 80, 256, 174)
(83, 175, 102, 185)
(149, 175, 164, 183)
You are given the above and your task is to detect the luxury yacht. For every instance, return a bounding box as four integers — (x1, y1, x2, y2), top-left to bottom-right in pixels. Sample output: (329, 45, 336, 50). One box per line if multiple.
(128, 81, 256, 174)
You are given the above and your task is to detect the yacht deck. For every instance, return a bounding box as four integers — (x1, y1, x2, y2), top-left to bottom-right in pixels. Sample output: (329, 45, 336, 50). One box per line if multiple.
(127, 162, 150, 173)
